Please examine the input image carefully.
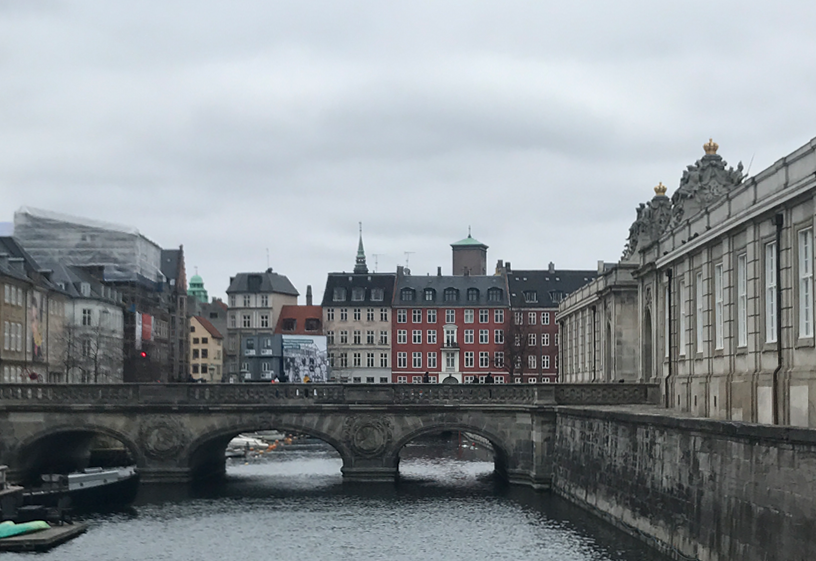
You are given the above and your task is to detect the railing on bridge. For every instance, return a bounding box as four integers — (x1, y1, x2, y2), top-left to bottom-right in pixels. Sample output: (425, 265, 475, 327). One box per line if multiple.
(0, 383, 660, 407)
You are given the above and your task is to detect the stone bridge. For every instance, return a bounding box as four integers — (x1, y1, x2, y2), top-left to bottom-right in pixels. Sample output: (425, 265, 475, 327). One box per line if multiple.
(0, 383, 659, 488)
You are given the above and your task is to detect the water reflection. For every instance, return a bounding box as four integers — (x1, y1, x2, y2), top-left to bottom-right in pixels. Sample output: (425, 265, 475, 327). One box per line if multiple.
(5, 436, 669, 561)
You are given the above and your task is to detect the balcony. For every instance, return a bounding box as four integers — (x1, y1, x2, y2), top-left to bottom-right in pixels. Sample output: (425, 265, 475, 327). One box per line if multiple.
(441, 341, 459, 349)
(244, 349, 256, 356)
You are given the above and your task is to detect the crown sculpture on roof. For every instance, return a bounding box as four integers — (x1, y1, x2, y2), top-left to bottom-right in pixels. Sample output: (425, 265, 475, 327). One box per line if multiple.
(654, 182, 667, 196)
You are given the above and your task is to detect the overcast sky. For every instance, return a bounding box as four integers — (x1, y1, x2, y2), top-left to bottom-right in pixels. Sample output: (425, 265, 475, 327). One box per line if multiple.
(2, 1, 816, 302)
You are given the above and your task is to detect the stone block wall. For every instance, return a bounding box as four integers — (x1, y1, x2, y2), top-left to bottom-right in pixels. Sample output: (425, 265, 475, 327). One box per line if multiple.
(552, 406, 816, 561)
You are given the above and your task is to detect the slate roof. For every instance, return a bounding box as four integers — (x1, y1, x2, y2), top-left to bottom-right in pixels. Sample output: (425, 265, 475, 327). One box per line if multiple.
(394, 272, 509, 307)
(49, 263, 122, 303)
(321, 272, 397, 307)
(506, 268, 598, 308)
(0, 236, 43, 276)
(227, 269, 299, 296)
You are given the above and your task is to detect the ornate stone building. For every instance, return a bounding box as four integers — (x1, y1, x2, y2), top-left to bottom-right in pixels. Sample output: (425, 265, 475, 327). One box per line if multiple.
(559, 137, 816, 428)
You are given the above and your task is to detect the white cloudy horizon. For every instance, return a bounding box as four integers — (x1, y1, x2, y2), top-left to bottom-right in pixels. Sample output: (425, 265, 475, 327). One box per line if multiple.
(2, 1, 816, 301)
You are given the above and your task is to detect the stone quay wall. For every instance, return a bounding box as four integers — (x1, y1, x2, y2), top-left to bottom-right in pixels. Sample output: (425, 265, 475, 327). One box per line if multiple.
(551, 406, 816, 561)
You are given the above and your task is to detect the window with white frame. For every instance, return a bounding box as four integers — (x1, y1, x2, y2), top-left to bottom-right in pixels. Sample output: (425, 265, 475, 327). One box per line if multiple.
(340, 330, 348, 344)
(528, 312, 536, 325)
(327, 330, 335, 345)
(464, 309, 474, 323)
(353, 330, 361, 345)
(714, 264, 724, 350)
(664, 284, 670, 357)
(326, 308, 335, 321)
(397, 309, 407, 323)
(3, 321, 8, 350)
(479, 329, 489, 344)
(397, 330, 407, 344)
(397, 352, 407, 368)
(260, 314, 269, 328)
(427, 352, 437, 369)
(543, 333, 550, 346)
(445, 309, 455, 323)
(397, 375, 407, 383)
(543, 355, 550, 369)
(372, 289, 384, 302)
(479, 309, 489, 323)
(412, 309, 422, 323)
(380, 353, 389, 367)
(354, 308, 361, 321)
(367, 308, 375, 321)
(242, 314, 251, 328)
(412, 330, 422, 344)
(464, 351, 474, 367)
(542, 312, 550, 325)
(494, 309, 504, 323)
(427, 329, 437, 344)
(367, 352, 375, 367)
(799, 229, 814, 338)
(340, 308, 348, 321)
(494, 329, 504, 344)
(367, 330, 375, 345)
(427, 309, 437, 323)
(528, 333, 536, 346)
(554, 333, 559, 346)
(82, 308, 92, 326)
(679, 280, 687, 354)
(412, 352, 422, 368)
(479, 351, 489, 368)
(464, 329, 474, 344)
(696, 271, 704, 353)
(514, 312, 522, 325)
(528, 354, 536, 369)
(494, 352, 504, 368)
(243, 295, 251, 307)
(380, 308, 388, 322)
(353, 352, 362, 367)
(445, 352, 455, 369)
(766, 241, 777, 342)
(444, 328, 456, 346)
(380, 330, 389, 345)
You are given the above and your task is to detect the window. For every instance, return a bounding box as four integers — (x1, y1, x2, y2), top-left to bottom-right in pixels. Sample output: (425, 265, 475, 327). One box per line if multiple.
(528, 333, 536, 346)
(427, 309, 437, 323)
(82, 339, 91, 357)
(543, 355, 550, 369)
(443, 288, 458, 302)
(260, 295, 269, 307)
(3, 285, 7, 303)
(488, 288, 502, 302)
(353, 352, 362, 367)
(340, 308, 348, 321)
(193, 337, 200, 344)
(494, 351, 504, 368)
(412, 352, 422, 368)
(445, 309, 455, 323)
(352, 287, 365, 301)
(494, 329, 504, 344)
(424, 288, 435, 301)
(380, 330, 389, 345)
(340, 330, 348, 344)
(495, 309, 504, 323)
(427, 352, 437, 369)
(464, 309, 474, 323)
(242, 314, 251, 328)
(766, 241, 777, 342)
(380, 353, 389, 367)
(229, 295, 236, 307)
(477, 309, 487, 323)
(427, 329, 437, 344)
(528, 312, 536, 325)
(528, 355, 537, 369)
(444, 328, 456, 347)
(696, 271, 704, 352)
(353, 308, 361, 321)
(367, 330, 375, 345)
(192, 364, 199, 374)
(371, 288, 384, 302)
(523, 291, 538, 303)
(397, 330, 407, 344)
(397, 309, 407, 323)
(202, 349, 208, 359)
(3, 321, 8, 351)
(554, 333, 559, 346)
(367, 308, 375, 321)
(543, 333, 550, 346)
(397, 352, 407, 368)
(479, 351, 489, 368)
(464, 329, 474, 344)
(401, 288, 416, 302)
(305, 318, 320, 331)
(736, 253, 747, 347)
(514, 312, 523, 325)
(327, 308, 335, 321)
(333, 287, 347, 301)
(800, 230, 814, 338)
(514, 333, 521, 347)
(202, 337, 208, 344)
(412, 309, 422, 323)
(397, 376, 407, 383)
(245, 339, 255, 351)
(327, 331, 335, 345)
(679, 281, 687, 354)
(367, 352, 375, 367)
(412, 330, 422, 344)
(82, 309, 92, 326)
(479, 329, 489, 344)
(446, 352, 456, 369)
(260, 314, 269, 328)
(243, 295, 251, 307)
(542, 312, 550, 325)
(714, 263, 724, 350)
(380, 308, 388, 322)
(353, 330, 361, 345)
(339, 352, 348, 367)
(467, 288, 479, 302)
(464, 352, 474, 368)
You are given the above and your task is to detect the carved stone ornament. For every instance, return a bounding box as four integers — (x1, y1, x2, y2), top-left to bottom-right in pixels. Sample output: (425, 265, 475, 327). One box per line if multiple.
(622, 189, 672, 261)
(343, 415, 393, 458)
(139, 416, 189, 460)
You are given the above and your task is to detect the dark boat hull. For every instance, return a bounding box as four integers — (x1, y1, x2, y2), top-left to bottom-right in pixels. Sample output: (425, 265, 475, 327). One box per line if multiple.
(23, 472, 140, 512)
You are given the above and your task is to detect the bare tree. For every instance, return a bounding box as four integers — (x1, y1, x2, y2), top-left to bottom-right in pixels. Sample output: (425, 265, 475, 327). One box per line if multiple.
(496, 318, 533, 380)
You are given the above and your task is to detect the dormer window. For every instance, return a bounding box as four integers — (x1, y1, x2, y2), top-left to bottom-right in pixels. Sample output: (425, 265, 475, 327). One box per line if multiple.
(467, 288, 479, 302)
(523, 291, 538, 303)
(424, 288, 436, 301)
(305, 318, 320, 331)
(80, 283, 91, 297)
(549, 290, 565, 303)
(351, 287, 365, 301)
(333, 287, 347, 301)
(400, 288, 416, 302)
(488, 287, 503, 302)
(282, 319, 296, 331)
(443, 288, 459, 302)
(371, 288, 384, 302)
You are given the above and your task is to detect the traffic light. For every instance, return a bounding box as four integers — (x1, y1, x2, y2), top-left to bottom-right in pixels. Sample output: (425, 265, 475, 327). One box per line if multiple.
(139, 351, 148, 359)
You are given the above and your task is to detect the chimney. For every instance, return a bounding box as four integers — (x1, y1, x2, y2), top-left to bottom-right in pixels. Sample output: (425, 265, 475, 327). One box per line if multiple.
(306, 285, 313, 306)
(397, 265, 404, 277)
(597, 260, 605, 274)
(505, 261, 511, 273)
(437, 266, 442, 276)
(495, 259, 503, 274)
(548, 262, 555, 274)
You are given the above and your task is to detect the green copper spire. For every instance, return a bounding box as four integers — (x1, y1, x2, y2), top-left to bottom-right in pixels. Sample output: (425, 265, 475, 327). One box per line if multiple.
(354, 222, 368, 274)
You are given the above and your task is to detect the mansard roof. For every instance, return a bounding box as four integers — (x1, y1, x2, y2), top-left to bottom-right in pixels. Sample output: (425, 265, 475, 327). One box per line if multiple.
(321, 272, 397, 307)
(227, 269, 299, 296)
(394, 272, 509, 307)
(506, 268, 598, 309)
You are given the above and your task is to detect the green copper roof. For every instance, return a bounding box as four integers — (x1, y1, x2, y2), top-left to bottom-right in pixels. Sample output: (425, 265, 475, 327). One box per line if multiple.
(190, 274, 203, 284)
(451, 234, 487, 248)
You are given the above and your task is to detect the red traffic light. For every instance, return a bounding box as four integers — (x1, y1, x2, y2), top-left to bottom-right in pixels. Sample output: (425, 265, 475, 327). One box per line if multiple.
(140, 351, 147, 358)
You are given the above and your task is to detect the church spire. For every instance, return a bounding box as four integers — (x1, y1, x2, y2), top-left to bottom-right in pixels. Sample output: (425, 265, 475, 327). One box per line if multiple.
(354, 222, 368, 274)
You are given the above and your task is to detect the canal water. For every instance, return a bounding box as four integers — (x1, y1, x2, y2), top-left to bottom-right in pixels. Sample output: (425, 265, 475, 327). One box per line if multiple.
(7, 437, 670, 561)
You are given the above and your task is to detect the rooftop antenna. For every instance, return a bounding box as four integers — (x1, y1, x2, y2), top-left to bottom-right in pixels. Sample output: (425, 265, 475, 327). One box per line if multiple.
(194, 266, 199, 275)
(266, 247, 270, 269)
(745, 152, 755, 177)
(372, 253, 382, 272)
(404, 251, 415, 268)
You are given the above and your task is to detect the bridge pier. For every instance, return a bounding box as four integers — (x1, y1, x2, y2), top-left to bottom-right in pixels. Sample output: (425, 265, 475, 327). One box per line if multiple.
(341, 465, 399, 483)
(139, 466, 194, 485)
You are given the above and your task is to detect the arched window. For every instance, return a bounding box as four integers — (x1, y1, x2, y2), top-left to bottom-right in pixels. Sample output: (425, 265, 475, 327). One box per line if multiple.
(400, 288, 416, 302)
(467, 288, 479, 302)
(487, 287, 503, 302)
(443, 288, 459, 302)
(424, 288, 436, 301)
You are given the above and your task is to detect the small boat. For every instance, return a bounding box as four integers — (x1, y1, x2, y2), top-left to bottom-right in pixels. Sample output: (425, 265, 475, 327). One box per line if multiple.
(23, 466, 139, 511)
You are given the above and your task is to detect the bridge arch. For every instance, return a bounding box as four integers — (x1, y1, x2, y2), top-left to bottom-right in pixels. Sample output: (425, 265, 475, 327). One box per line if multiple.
(12, 423, 144, 484)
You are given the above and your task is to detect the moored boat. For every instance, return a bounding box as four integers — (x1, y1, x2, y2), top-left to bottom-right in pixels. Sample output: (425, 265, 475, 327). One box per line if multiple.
(23, 466, 139, 511)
